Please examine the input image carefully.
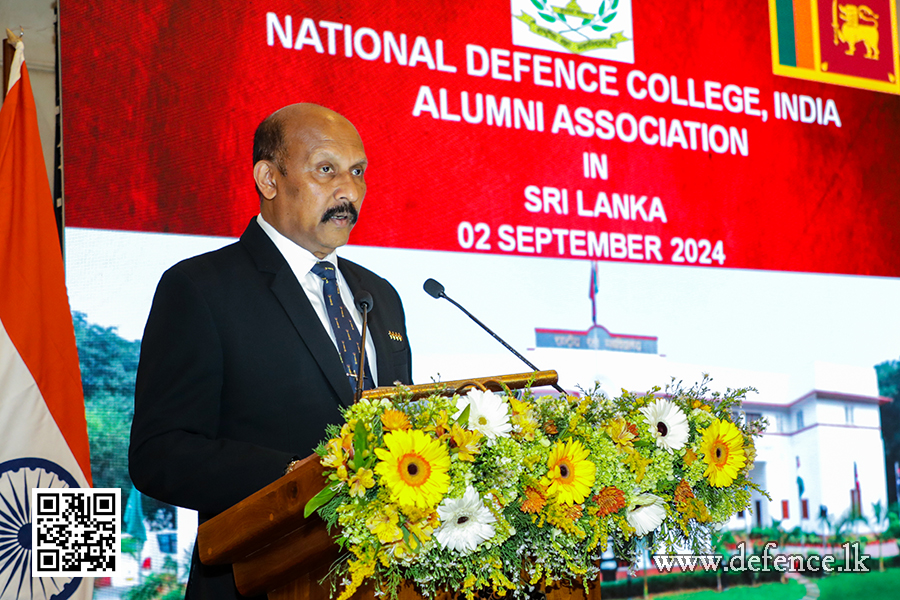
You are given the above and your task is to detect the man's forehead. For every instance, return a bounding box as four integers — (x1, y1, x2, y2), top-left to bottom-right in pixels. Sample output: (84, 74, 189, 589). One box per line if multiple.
(301, 136, 366, 161)
(286, 118, 364, 157)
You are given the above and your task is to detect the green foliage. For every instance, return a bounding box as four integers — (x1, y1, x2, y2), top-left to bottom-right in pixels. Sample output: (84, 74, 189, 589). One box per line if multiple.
(86, 406, 133, 494)
(73, 311, 140, 493)
(888, 503, 900, 537)
(831, 510, 867, 548)
(749, 520, 789, 547)
(73, 311, 140, 401)
(787, 526, 814, 546)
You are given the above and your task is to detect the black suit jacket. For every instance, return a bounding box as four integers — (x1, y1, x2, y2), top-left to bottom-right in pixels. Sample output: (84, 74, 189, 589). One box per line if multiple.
(129, 218, 412, 599)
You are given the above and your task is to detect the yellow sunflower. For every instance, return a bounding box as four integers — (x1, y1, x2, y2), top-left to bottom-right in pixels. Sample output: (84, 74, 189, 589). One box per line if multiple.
(543, 439, 596, 505)
(699, 418, 747, 487)
(374, 429, 450, 509)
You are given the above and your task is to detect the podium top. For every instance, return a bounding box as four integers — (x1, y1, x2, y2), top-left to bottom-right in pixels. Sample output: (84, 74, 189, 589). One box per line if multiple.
(361, 370, 560, 401)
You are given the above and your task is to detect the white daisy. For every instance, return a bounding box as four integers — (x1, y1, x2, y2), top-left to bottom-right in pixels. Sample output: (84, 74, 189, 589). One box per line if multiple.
(627, 493, 666, 537)
(640, 398, 689, 452)
(453, 389, 512, 439)
(435, 486, 497, 554)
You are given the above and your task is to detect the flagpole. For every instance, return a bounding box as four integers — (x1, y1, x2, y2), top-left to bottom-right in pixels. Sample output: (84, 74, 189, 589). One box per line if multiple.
(54, 5, 66, 254)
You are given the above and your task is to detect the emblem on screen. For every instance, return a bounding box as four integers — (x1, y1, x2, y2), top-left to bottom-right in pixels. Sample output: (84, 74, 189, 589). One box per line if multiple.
(768, 0, 899, 95)
(511, 0, 635, 63)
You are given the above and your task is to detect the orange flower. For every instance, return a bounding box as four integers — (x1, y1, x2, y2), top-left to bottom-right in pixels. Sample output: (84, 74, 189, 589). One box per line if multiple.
(543, 420, 558, 435)
(684, 448, 698, 466)
(564, 503, 584, 520)
(520, 486, 547, 514)
(681, 498, 711, 522)
(381, 409, 411, 431)
(592, 487, 626, 517)
(674, 479, 695, 506)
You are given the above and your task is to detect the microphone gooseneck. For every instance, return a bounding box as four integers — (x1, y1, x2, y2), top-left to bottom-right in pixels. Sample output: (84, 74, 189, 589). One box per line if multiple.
(354, 290, 374, 402)
(422, 278, 566, 395)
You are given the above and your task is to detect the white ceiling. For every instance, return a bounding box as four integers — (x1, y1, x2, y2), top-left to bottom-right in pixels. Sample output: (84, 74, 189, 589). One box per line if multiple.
(1, 0, 56, 69)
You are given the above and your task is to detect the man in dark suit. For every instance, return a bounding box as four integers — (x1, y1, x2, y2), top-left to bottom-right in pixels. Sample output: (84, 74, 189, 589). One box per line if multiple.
(129, 103, 412, 599)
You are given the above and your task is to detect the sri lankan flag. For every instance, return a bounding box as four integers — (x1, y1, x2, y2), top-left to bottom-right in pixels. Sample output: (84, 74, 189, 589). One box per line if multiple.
(769, 0, 900, 94)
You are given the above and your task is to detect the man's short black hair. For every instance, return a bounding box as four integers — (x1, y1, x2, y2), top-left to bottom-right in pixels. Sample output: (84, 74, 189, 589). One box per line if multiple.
(252, 113, 288, 198)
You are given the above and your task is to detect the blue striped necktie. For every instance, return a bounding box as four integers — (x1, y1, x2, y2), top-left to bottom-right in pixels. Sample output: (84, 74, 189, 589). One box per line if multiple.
(310, 261, 374, 393)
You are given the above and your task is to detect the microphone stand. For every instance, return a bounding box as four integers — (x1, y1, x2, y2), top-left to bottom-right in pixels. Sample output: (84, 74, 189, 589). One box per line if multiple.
(354, 292, 373, 403)
(424, 279, 567, 395)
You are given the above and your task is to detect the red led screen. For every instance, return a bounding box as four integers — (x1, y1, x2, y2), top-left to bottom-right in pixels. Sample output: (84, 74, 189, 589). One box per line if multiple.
(60, 0, 900, 276)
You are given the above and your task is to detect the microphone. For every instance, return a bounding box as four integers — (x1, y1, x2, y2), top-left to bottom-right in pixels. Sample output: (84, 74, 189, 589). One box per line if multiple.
(354, 291, 374, 402)
(355, 291, 374, 312)
(423, 278, 444, 299)
(422, 278, 566, 395)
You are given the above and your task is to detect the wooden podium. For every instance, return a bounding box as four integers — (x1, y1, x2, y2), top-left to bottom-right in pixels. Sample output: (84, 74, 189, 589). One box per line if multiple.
(197, 371, 600, 599)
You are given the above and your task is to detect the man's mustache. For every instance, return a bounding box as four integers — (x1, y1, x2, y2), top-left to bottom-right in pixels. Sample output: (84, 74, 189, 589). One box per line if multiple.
(321, 202, 359, 225)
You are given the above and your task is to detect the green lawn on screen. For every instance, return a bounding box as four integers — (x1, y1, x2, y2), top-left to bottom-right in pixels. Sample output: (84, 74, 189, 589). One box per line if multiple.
(663, 579, 804, 600)
(817, 568, 900, 600)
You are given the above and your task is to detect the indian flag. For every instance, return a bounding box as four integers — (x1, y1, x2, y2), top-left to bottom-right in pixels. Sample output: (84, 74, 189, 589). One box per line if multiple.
(0, 36, 93, 598)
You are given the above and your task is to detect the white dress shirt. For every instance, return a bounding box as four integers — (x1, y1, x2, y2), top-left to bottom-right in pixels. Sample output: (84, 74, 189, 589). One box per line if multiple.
(256, 214, 378, 385)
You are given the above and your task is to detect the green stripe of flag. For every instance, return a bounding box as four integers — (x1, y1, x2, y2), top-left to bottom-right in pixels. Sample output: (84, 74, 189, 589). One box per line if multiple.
(775, 0, 797, 67)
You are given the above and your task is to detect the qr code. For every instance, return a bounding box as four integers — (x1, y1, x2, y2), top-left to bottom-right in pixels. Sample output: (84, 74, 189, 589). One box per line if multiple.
(31, 488, 121, 577)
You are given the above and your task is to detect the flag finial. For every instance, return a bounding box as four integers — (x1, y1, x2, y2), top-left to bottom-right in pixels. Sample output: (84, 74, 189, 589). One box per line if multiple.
(5, 27, 23, 45)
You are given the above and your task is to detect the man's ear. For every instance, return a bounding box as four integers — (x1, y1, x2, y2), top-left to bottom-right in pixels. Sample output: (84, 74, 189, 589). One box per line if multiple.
(253, 161, 278, 200)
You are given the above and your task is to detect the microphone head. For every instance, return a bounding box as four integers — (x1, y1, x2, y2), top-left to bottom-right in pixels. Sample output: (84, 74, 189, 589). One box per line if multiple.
(423, 278, 445, 299)
(355, 290, 374, 312)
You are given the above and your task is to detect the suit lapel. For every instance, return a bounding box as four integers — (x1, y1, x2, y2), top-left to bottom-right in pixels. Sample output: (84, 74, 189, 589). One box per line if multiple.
(241, 220, 355, 407)
(339, 259, 392, 388)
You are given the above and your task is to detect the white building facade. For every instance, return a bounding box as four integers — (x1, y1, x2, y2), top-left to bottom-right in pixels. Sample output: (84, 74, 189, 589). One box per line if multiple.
(733, 386, 889, 533)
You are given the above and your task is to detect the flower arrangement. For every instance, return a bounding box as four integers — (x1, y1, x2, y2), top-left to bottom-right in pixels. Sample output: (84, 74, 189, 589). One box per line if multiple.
(305, 377, 765, 600)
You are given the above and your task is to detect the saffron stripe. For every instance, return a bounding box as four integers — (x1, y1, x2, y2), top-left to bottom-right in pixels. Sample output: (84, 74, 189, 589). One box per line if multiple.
(792, 0, 815, 69)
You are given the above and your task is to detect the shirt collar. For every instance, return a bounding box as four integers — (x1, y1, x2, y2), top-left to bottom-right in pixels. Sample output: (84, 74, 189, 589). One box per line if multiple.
(256, 214, 338, 275)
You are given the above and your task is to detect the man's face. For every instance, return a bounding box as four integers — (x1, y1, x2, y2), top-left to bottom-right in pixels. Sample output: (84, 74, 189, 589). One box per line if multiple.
(262, 111, 367, 258)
